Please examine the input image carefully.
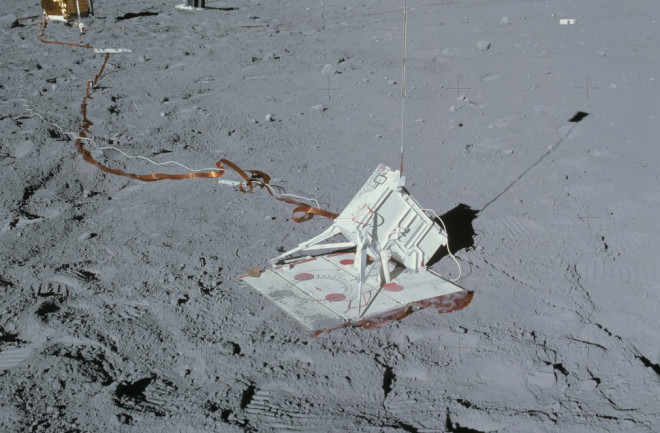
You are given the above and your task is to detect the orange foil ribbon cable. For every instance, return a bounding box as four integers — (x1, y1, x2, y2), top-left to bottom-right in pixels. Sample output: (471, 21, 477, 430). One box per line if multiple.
(68, 50, 338, 222)
(312, 291, 474, 337)
(38, 17, 338, 222)
(38, 15, 93, 49)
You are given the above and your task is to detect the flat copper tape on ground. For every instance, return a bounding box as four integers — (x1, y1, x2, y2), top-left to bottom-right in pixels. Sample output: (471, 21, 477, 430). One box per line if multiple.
(312, 291, 474, 337)
(38, 16, 94, 49)
(39, 16, 340, 223)
(279, 197, 339, 223)
(93, 52, 110, 84)
(260, 181, 339, 222)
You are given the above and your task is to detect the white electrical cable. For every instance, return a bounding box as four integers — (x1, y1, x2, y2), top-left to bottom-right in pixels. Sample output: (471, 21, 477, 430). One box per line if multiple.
(12, 98, 220, 174)
(92, 143, 220, 173)
(422, 208, 463, 282)
(14, 98, 328, 209)
(256, 181, 322, 209)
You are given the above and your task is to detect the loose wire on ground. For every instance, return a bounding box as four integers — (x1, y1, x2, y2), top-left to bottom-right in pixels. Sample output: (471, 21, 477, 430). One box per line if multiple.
(11, 98, 221, 174)
(423, 209, 463, 282)
(35, 14, 338, 223)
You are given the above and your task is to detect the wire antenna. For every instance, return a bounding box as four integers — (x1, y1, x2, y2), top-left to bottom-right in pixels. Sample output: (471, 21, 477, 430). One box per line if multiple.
(399, 0, 408, 175)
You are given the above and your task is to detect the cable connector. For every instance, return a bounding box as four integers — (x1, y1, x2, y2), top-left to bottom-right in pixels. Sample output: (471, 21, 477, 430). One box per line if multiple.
(218, 179, 241, 187)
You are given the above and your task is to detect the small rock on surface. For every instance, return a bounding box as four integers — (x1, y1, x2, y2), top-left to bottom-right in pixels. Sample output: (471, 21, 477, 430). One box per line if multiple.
(0, 14, 18, 29)
(321, 64, 336, 75)
(78, 232, 92, 241)
(477, 40, 492, 51)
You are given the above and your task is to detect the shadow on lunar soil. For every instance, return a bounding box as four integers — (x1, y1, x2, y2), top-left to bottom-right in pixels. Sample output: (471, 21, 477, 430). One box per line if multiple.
(428, 203, 479, 267)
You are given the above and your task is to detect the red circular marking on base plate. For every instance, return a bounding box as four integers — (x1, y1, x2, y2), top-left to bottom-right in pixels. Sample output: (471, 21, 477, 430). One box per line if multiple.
(384, 283, 404, 292)
(325, 293, 347, 302)
(294, 273, 314, 281)
(339, 259, 354, 265)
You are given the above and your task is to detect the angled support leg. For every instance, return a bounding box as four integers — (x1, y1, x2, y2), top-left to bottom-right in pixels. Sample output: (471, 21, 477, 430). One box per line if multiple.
(379, 249, 392, 285)
(270, 225, 350, 265)
(355, 233, 368, 317)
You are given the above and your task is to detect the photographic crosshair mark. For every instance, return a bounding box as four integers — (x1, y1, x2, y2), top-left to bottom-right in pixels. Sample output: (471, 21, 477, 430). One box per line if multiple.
(442, 75, 471, 98)
(576, 215, 601, 229)
(585, 338, 608, 362)
(569, 336, 605, 361)
(577, 215, 606, 247)
(193, 206, 206, 232)
(444, 333, 476, 361)
(316, 75, 341, 100)
(574, 75, 599, 101)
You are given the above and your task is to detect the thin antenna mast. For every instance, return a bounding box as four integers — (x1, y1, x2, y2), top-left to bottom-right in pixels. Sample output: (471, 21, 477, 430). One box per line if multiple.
(399, 0, 408, 175)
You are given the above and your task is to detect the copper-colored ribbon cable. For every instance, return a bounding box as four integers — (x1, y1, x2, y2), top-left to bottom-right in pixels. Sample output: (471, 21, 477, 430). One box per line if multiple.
(38, 17, 93, 49)
(38, 15, 338, 223)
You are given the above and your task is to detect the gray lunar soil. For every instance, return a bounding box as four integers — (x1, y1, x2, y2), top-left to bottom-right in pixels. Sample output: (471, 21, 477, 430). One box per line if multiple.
(1, 0, 659, 432)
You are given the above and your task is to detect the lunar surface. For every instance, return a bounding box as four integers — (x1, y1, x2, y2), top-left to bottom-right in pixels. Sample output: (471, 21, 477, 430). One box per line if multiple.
(1, 1, 658, 432)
